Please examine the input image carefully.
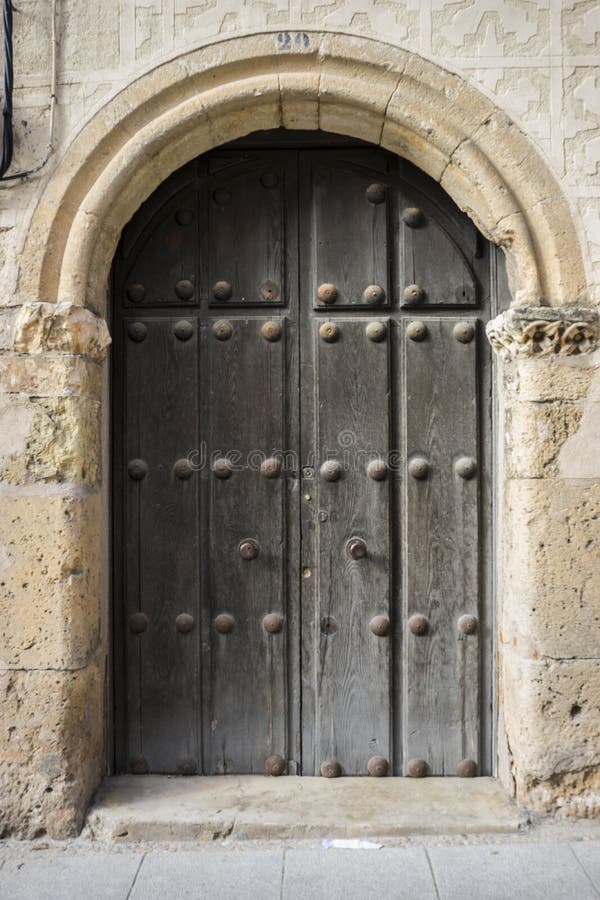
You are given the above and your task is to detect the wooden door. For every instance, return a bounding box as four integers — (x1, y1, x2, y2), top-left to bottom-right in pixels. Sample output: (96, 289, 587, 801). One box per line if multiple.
(113, 134, 495, 778)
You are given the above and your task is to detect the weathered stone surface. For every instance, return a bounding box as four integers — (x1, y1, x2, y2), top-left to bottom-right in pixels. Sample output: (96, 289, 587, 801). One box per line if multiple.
(487, 308, 599, 359)
(0, 491, 101, 669)
(504, 401, 584, 479)
(0, 661, 104, 838)
(12, 302, 111, 360)
(0, 354, 103, 399)
(502, 356, 599, 403)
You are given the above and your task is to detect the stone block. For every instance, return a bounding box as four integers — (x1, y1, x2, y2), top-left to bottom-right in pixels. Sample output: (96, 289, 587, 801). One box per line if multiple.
(504, 401, 583, 478)
(0, 491, 102, 669)
(502, 356, 598, 403)
(0, 354, 103, 399)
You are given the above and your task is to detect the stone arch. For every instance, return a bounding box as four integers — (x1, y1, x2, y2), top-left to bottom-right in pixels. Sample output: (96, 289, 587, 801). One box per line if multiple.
(19, 31, 586, 316)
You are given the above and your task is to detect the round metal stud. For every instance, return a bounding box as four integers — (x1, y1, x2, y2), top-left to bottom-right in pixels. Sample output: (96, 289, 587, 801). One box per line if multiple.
(177, 757, 197, 775)
(173, 458, 193, 480)
(408, 456, 430, 480)
(370, 615, 391, 637)
(346, 537, 367, 560)
(128, 459, 148, 481)
(402, 207, 424, 228)
(175, 208, 194, 226)
(367, 459, 388, 481)
(367, 755, 389, 777)
(173, 320, 194, 341)
(260, 171, 279, 189)
(366, 321, 387, 342)
(129, 755, 148, 774)
(458, 614, 478, 635)
(213, 281, 233, 301)
(455, 456, 477, 480)
(363, 284, 386, 305)
(212, 320, 233, 341)
(263, 613, 284, 634)
(320, 760, 341, 778)
(175, 279, 194, 301)
(261, 321, 282, 342)
(175, 613, 195, 634)
(453, 321, 475, 343)
(212, 188, 231, 206)
(214, 613, 235, 634)
(403, 284, 426, 306)
(407, 758, 429, 778)
(366, 182, 387, 204)
(406, 321, 428, 342)
(265, 754, 287, 776)
(128, 322, 148, 342)
(408, 614, 430, 636)
(317, 283, 338, 305)
(261, 457, 282, 479)
(126, 282, 146, 303)
(456, 758, 478, 778)
(319, 322, 340, 343)
(239, 539, 260, 561)
(128, 612, 148, 634)
(320, 460, 342, 482)
(260, 281, 280, 302)
(213, 458, 233, 479)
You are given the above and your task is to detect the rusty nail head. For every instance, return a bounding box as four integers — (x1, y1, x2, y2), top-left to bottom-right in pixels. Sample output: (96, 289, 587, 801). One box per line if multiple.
(458, 614, 478, 635)
(319, 322, 340, 343)
(402, 207, 424, 228)
(407, 321, 428, 342)
(455, 456, 477, 480)
(363, 284, 386, 305)
(128, 459, 148, 481)
(212, 320, 233, 341)
(317, 283, 338, 304)
(456, 758, 478, 778)
(128, 322, 147, 342)
(320, 760, 341, 778)
(213, 458, 233, 479)
(175, 279, 194, 301)
(265, 754, 287, 776)
(453, 321, 475, 343)
(408, 614, 430, 636)
(261, 457, 282, 478)
(239, 539, 260, 560)
(129, 755, 148, 774)
(126, 282, 145, 303)
(367, 459, 388, 481)
(366, 182, 387, 204)
(128, 612, 148, 634)
(175, 613, 195, 634)
(263, 613, 284, 634)
(367, 756, 389, 777)
(214, 613, 235, 634)
(261, 321, 282, 342)
(173, 320, 194, 341)
(366, 321, 387, 342)
(407, 758, 429, 778)
(408, 456, 430, 480)
(177, 757, 197, 775)
(370, 615, 391, 637)
(346, 537, 367, 560)
(320, 460, 342, 482)
(213, 280, 233, 301)
(403, 284, 426, 306)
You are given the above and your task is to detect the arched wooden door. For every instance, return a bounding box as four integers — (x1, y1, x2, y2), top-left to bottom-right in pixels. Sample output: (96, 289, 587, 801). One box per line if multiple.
(112, 131, 498, 778)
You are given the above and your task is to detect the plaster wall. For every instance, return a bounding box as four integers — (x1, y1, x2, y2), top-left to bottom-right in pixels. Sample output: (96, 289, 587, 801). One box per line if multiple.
(0, 2, 599, 837)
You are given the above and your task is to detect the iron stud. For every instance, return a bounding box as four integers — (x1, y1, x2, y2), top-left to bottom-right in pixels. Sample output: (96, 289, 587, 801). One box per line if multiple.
(261, 321, 282, 342)
(366, 321, 387, 342)
(173, 458, 193, 480)
(260, 172, 279, 189)
(458, 614, 478, 635)
(239, 539, 260, 561)
(456, 759, 478, 778)
(407, 321, 428, 341)
(366, 182, 387, 204)
(214, 613, 235, 634)
(367, 459, 388, 481)
(175, 279, 194, 300)
(175, 613, 195, 634)
(346, 537, 367, 560)
(261, 457, 282, 478)
(260, 281, 280, 302)
(453, 321, 475, 343)
(213, 458, 233, 479)
(263, 613, 284, 634)
(408, 614, 430, 636)
(128, 459, 148, 481)
(367, 756, 389, 777)
(177, 757, 197, 775)
(370, 615, 391, 637)
(175, 208, 193, 226)
(363, 284, 386, 304)
(128, 322, 147, 342)
(317, 283, 338, 305)
(265, 754, 287, 776)
(212, 320, 233, 341)
(320, 460, 342, 482)
(403, 284, 426, 305)
(408, 456, 430, 479)
(173, 320, 194, 341)
(213, 281, 233, 301)
(407, 758, 429, 778)
(319, 322, 340, 343)
(212, 188, 231, 206)
(455, 456, 477, 480)
(320, 760, 341, 778)
(128, 612, 148, 634)
(126, 282, 145, 303)
(402, 207, 424, 228)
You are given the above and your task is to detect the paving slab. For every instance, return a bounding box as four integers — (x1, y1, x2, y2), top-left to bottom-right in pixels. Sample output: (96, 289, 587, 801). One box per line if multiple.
(428, 842, 600, 900)
(130, 849, 283, 900)
(85, 775, 525, 842)
(283, 846, 437, 899)
(570, 842, 600, 891)
(0, 850, 141, 900)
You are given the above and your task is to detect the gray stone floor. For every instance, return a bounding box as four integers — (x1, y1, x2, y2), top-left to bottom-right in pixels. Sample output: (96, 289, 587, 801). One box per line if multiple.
(2, 834, 600, 899)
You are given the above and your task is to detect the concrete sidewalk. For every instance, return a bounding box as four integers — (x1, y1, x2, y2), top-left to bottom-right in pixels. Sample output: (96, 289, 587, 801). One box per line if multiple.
(2, 834, 600, 899)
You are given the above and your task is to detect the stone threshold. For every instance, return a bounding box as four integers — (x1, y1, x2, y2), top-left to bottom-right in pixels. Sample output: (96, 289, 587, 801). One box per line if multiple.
(85, 775, 526, 842)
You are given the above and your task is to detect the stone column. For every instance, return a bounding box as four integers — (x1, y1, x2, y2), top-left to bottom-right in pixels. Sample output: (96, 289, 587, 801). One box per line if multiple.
(0, 302, 110, 838)
(488, 307, 600, 815)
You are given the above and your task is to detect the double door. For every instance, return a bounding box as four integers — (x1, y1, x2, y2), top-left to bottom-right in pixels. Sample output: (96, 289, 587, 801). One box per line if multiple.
(113, 141, 493, 777)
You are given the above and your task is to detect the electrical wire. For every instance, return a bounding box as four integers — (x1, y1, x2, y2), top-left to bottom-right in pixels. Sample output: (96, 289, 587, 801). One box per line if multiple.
(0, 0, 57, 182)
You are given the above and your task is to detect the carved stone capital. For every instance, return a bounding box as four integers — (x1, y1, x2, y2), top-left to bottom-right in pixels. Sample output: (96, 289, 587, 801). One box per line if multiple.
(0, 302, 111, 360)
(486, 307, 599, 360)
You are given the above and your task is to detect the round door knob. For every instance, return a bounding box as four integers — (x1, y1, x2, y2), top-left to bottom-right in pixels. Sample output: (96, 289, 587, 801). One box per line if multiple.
(212, 320, 233, 341)
(214, 613, 235, 634)
(363, 284, 386, 304)
(458, 614, 478, 635)
(319, 322, 340, 343)
(407, 758, 429, 778)
(128, 612, 148, 634)
(320, 460, 342, 482)
(128, 459, 148, 481)
(175, 613, 195, 633)
(346, 537, 367, 560)
(265, 754, 287, 776)
(367, 755, 389, 777)
(261, 457, 282, 479)
(317, 283, 338, 305)
(213, 280, 233, 301)
(455, 456, 477, 480)
(320, 760, 341, 778)
(407, 321, 428, 342)
(408, 456, 429, 480)
(263, 613, 284, 634)
(453, 321, 475, 343)
(239, 539, 260, 560)
(370, 615, 390, 637)
(261, 321, 282, 342)
(366, 321, 387, 343)
(403, 284, 426, 305)
(456, 759, 478, 778)
(402, 207, 424, 228)
(408, 614, 430, 636)
(213, 458, 233, 479)
(367, 459, 388, 481)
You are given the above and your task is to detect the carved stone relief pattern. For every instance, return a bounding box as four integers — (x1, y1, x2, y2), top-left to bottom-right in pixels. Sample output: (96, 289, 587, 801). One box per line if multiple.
(430, 0, 550, 58)
(563, 0, 600, 57)
(564, 67, 600, 184)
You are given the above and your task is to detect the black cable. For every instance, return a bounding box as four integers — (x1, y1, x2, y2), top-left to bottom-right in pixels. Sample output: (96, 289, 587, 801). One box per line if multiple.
(0, 0, 14, 179)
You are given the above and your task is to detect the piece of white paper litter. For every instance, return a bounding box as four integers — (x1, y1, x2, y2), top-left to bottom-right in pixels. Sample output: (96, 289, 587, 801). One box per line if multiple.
(321, 839, 383, 850)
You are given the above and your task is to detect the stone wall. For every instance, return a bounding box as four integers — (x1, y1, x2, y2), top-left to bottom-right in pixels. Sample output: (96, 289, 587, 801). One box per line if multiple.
(0, 2, 599, 836)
